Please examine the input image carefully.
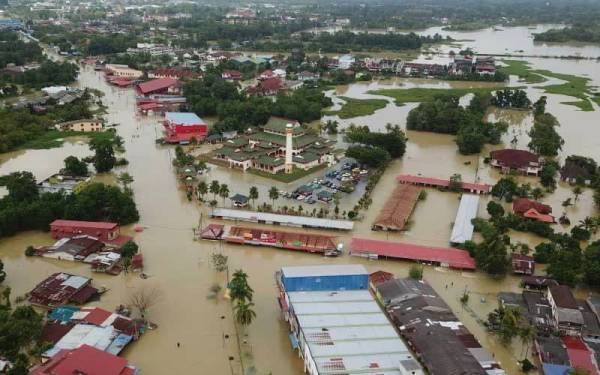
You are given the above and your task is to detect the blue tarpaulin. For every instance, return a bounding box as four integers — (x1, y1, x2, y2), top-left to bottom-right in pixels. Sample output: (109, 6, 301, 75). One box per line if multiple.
(49, 306, 79, 322)
(106, 333, 133, 355)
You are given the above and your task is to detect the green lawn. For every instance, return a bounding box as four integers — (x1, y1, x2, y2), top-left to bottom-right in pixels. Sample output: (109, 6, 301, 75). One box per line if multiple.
(20, 130, 116, 150)
(533, 69, 594, 111)
(501, 60, 595, 111)
(369, 86, 508, 105)
(499, 60, 547, 84)
(324, 97, 389, 118)
(248, 164, 327, 183)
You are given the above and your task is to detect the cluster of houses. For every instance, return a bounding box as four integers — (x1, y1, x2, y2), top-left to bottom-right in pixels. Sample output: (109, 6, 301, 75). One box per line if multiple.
(276, 264, 504, 375)
(11, 86, 85, 113)
(498, 280, 600, 374)
(30, 220, 139, 275)
(29, 304, 144, 374)
(213, 116, 335, 175)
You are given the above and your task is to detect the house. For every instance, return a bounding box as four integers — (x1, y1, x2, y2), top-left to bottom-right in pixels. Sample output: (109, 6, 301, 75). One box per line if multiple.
(513, 198, 555, 223)
(148, 68, 200, 80)
(368, 270, 394, 292)
(450, 55, 474, 75)
(37, 235, 105, 262)
(50, 220, 121, 243)
(28, 273, 98, 308)
(522, 275, 558, 290)
(548, 285, 584, 335)
(230, 193, 249, 208)
(222, 70, 242, 81)
(55, 119, 104, 132)
(560, 157, 596, 185)
(338, 54, 355, 69)
(30, 345, 139, 375)
(512, 253, 535, 275)
(489, 149, 542, 176)
(258, 69, 277, 80)
(38, 174, 90, 194)
(137, 78, 181, 96)
(104, 64, 143, 79)
(163, 112, 208, 144)
(297, 71, 320, 82)
(246, 78, 283, 96)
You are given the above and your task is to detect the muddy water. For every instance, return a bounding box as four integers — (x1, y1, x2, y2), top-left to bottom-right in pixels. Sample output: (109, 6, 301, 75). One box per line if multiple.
(0, 29, 598, 375)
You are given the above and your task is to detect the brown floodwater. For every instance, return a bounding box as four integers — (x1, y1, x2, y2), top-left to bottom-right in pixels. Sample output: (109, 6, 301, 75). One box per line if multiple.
(0, 30, 599, 374)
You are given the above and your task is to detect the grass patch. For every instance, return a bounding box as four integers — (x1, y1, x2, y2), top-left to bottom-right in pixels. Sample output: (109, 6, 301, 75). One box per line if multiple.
(370, 86, 508, 106)
(534, 69, 594, 111)
(324, 96, 389, 118)
(20, 130, 116, 150)
(501, 60, 595, 111)
(248, 164, 327, 183)
(499, 60, 547, 84)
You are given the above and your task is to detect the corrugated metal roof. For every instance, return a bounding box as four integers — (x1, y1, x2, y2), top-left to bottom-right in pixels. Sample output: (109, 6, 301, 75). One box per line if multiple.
(164, 112, 205, 126)
(450, 194, 480, 244)
(211, 208, 354, 230)
(287, 289, 423, 374)
(282, 264, 367, 278)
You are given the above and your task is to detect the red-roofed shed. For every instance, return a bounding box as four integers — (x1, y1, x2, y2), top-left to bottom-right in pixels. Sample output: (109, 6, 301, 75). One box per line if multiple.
(137, 78, 180, 96)
(30, 344, 137, 375)
(350, 237, 476, 270)
(50, 220, 120, 243)
(396, 174, 491, 194)
(562, 336, 599, 375)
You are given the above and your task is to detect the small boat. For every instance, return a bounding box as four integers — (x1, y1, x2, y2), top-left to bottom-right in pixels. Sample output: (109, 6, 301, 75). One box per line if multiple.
(324, 250, 341, 257)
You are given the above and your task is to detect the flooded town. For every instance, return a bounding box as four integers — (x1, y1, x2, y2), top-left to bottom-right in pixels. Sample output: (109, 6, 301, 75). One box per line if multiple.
(0, 0, 600, 374)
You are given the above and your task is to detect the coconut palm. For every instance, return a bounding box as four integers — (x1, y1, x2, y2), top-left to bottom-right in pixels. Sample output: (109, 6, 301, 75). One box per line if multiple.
(197, 181, 208, 201)
(234, 300, 257, 327)
(519, 325, 536, 359)
(572, 186, 583, 203)
(268, 186, 279, 208)
(209, 180, 220, 200)
(117, 172, 134, 191)
(219, 184, 229, 204)
(249, 186, 259, 208)
(229, 270, 254, 302)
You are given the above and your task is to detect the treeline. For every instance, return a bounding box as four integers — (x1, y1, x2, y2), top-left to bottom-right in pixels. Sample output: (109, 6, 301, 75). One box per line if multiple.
(0, 172, 139, 238)
(1, 60, 79, 89)
(0, 93, 93, 153)
(0, 30, 43, 68)
(534, 25, 600, 44)
(345, 124, 407, 168)
(406, 92, 508, 154)
(183, 73, 332, 133)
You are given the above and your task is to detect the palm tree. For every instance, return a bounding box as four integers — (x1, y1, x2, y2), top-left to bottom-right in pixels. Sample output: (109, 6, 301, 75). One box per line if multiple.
(268, 186, 279, 208)
(531, 187, 544, 200)
(519, 325, 536, 359)
(249, 186, 259, 208)
(229, 270, 253, 302)
(117, 172, 134, 191)
(579, 217, 595, 232)
(572, 186, 583, 203)
(234, 300, 257, 327)
(219, 184, 229, 205)
(209, 180, 220, 200)
(197, 181, 208, 201)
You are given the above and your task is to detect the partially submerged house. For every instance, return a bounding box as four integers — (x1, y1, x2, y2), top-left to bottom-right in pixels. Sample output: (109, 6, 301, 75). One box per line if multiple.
(162, 112, 208, 144)
(548, 285, 584, 336)
(229, 193, 249, 208)
(28, 273, 98, 308)
(55, 119, 104, 132)
(513, 198, 555, 223)
(450, 194, 480, 244)
(30, 345, 139, 375)
(137, 78, 181, 96)
(372, 184, 421, 231)
(512, 253, 535, 275)
(489, 149, 542, 176)
(49, 220, 129, 246)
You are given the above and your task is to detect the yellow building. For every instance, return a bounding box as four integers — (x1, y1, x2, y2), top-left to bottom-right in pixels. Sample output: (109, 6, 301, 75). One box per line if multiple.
(56, 119, 104, 132)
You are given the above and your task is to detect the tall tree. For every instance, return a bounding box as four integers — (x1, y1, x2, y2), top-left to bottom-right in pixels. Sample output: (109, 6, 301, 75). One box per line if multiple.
(63, 156, 88, 177)
(89, 138, 116, 173)
(219, 184, 230, 204)
(249, 186, 259, 208)
(234, 300, 257, 327)
(268, 186, 279, 208)
(209, 180, 220, 200)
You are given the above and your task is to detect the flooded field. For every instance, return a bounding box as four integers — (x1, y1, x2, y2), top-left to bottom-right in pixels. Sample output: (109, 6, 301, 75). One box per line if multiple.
(0, 27, 599, 375)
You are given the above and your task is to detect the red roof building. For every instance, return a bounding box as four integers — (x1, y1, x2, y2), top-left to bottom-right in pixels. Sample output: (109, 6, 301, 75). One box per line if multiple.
(148, 68, 200, 80)
(350, 237, 476, 270)
(512, 253, 535, 275)
(396, 174, 491, 194)
(561, 336, 599, 375)
(28, 273, 97, 308)
(490, 149, 541, 176)
(513, 198, 555, 223)
(50, 220, 121, 243)
(30, 345, 138, 375)
(222, 70, 242, 81)
(247, 78, 283, 96)
(369, 270, 395, 290)
(137, 78, 180, 96)
(258, 69, 276, 80)
(163, 112, 208, 144)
